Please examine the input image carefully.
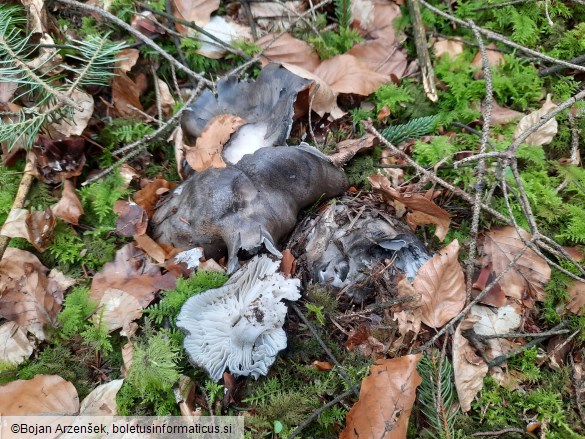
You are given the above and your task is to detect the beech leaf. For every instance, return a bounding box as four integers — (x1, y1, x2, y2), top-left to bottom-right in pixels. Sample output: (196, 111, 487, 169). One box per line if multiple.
(340, 354, 422, 439)
(0, 375, 79, 415)
(171, 0, 219, 32)
(257, 33, 320, 72)
(52, 180, 84, 225)
(79, 379, 124, 415)
(567, 280, 585, 315)
(414, 239, 465, 328)
(483, 226, 551, 306)
(513, 94, 558, 146)
(0, 321, 33, 366)
(185, 114, 246, 172)
(453, 316, 488, 412)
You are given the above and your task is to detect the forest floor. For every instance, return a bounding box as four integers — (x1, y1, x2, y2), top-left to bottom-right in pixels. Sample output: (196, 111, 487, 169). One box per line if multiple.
(0, 0, 585, 438)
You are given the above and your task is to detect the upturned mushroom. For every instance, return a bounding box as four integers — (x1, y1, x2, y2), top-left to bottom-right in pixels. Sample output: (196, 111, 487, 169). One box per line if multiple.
(176, 255, 300, 381)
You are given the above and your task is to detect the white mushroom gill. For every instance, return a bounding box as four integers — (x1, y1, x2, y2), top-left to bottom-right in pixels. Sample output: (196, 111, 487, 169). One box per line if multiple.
(177, 255, 301, 381)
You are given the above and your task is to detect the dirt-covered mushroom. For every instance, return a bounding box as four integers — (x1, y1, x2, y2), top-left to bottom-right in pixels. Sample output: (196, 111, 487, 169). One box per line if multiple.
(151, 146, 348, 273)
(290, 197, 431, 301)
(176, 255, 301, 381)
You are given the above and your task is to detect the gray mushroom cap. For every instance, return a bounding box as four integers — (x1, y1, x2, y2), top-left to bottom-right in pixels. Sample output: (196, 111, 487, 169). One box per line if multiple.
(177, 255, 301, 381)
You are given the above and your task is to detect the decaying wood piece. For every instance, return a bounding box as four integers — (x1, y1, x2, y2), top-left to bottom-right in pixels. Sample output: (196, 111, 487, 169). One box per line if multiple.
(407, 0, 438, 102)
(151, 146, 348, 273)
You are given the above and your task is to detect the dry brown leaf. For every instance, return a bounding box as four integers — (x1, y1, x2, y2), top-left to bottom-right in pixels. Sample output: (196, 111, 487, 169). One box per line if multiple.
(313, 54, 391, 95)
(0, 321, 33, 366)
(50, 89, 94, 137)
(433, 38, 464, 59)
(0, 375, 79, 415)
(121, 342, 133, 377)
(351, 0, 401, 36)
(134, 233, 167, 264)
(487, 101, 523, 125)
(172, 0, 219, 33)
(111, 49, 144, 118)
(26, 34, 63, 74)
(513, 94, 558, 146)
(95, 288, 143, 332)
(471, 304, 521, 359)
(414, 239, 465, 328)
(0, 82, 18, 104)
(0, 248, 65, 339)
(484, 226, 551, 305)
(471, 43, 505, 79)
(472, 264, 506, 307)
(0, 207, 55, 251)
(279, 249, 296, 277)
(155, 77, 176, 115)
(185, 114, 246, 172)
(369, 174, 451, 219)
(453, 315, 488, 412)
(52, 180, 84, 225)
(347, 39, 408, 77)
(406, 210, 450, 241)
(21, 0, 46, 34)
(329, 133, 378, 167)
(313, 360, 333, 371)
(134, 178, 176, 218)
(281, 63, 345, 119)
(567, 280, 585, 315)
(79, 379, 124, 415)
(90, 243, 164, 306)
(257, 33, 320, 72)
(340, 354, 422, 439)
(114, 200, 148, 237)
(248, 1, 305, 30)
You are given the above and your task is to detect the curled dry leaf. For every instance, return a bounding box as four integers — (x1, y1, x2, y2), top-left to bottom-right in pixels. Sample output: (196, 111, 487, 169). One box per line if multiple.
(185, 114, 246, 172)
(79, 379, 124, 415)
(0, 207, 56, 251)
(0, 248, 66, 340)
(313, 361, 333, 371)
(134, 178, 176, 218)
(114, 200, 148, 237)
(172, 0, 219, 33)
(281, 63, 345, 119)
(453, 315, 488, 412)
(567, 280, 585, 315)
(369, 174, 451, 240)
(513, 94, 558, 146)
(34, 136, 86, 184)
(249, 1, 305, 30)
(257, 33, 320, 72)
(413, 239, 465, 328)
(90, 243, 164, 306)
(483, 226, 551, 306)
(133, 233, 167, 264)
(50, 89, 94, 137)
(329, 133, 378, 167)
(155, 77, 176, 116)
(340, 354, 422, 439)
(0, 374, 79, 415)
(52, 180, 84, 225)
(111, 48, 145, 118)
(433, 38, 464, 59)
(313, 54, 391, 95)
(0, 321, 33, 366)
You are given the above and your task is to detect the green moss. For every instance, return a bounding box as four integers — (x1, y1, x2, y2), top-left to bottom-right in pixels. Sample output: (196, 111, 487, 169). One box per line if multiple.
(146, 270, 228, 325)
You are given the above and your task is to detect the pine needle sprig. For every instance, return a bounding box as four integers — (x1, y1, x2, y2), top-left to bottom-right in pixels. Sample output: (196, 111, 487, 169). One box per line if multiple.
(0, 4, 125, 150)
(417, 352, 459, 439)
(380, 115, 438, 146)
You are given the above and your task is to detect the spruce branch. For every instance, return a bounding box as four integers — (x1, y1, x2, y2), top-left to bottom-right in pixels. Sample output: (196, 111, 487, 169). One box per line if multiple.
(0, 5, 125, 150)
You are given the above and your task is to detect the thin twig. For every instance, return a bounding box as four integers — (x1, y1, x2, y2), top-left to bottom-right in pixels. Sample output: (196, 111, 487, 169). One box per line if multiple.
(290, 303, 360, 397)
(487, 322, 567, 368)
(472, 0, 534, 10)
(0, 152, 36, 261)
(556, 111, 580, 192)
(477, 329, 570, 340)
(55, 0, 213, 88)
(151, 65, 163, 124)
(466, 20, 493, 302)
(288, 388, 355, 439)
(419, 0, 585, 73)
(471, 428, 527, 437)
